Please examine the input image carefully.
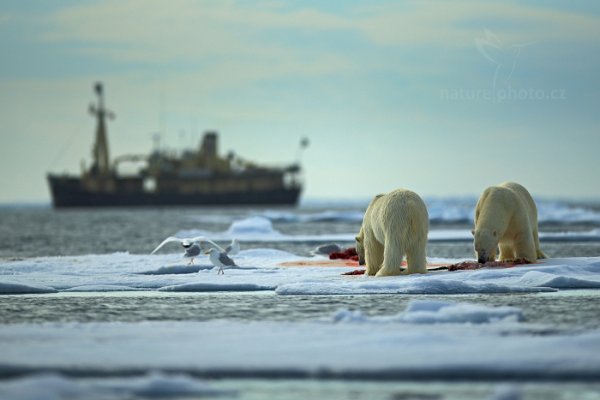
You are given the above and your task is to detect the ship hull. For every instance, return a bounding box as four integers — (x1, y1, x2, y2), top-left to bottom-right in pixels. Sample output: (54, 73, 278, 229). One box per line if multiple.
(47, 175, 301, 208)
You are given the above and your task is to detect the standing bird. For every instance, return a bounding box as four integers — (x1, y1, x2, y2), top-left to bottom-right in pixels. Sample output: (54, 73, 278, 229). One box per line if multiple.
(205, 247, 237, 275)
(151, 236, 238, 265)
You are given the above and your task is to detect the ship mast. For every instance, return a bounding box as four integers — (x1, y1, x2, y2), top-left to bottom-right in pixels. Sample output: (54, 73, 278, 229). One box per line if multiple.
(89, 82, 114, 176)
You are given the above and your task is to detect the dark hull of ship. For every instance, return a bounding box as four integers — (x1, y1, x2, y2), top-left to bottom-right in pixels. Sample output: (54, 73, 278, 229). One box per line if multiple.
(47, 175, 301, 208)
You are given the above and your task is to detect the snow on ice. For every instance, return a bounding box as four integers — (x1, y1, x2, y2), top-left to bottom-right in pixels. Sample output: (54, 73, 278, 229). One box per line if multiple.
(1, 246, 600, 295)
(0, 372, 236, 400)
(1, 305, 600, 380)
(331, 300, 524, 324)
(176, 216, 600, 243)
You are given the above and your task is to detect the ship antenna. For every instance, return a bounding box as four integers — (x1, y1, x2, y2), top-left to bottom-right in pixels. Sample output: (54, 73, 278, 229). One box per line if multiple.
(296, 137, 309, 164)
(89, 82, 115, 176)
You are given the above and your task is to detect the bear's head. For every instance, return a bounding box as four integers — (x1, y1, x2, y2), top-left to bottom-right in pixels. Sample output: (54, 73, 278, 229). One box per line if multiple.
(355, 229, 366, 266)
(473, 228, 498, 263)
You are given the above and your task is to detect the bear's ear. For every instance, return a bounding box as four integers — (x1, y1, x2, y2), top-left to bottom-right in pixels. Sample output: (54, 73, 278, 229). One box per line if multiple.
(493, 230, 497, 237)
(471, 229, 475, 236)
(355, 236, 361, 243)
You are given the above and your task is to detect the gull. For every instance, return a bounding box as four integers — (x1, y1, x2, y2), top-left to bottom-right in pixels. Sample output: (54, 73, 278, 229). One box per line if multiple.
(205, 247, 237, 275)
(224, 238, 240, 256)
(151, 236, 238, 265)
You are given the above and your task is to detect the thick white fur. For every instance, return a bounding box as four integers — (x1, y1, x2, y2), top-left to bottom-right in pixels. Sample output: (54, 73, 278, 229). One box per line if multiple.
(356, 189, 429, 276)
(474, 181, 546, 263)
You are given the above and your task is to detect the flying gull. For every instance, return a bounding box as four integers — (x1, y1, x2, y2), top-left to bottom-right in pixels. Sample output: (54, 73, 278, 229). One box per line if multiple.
(151, 236, 237, 265)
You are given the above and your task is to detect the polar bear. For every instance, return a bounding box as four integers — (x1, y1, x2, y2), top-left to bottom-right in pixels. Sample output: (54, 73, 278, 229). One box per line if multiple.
(355, 189, 429, 276)
(473, 182, 546, 263)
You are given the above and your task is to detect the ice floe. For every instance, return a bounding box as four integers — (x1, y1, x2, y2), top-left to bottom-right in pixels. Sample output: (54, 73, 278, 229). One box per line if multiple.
(0, 281, 57, 294)
(0, 372, 235, 400)
(175, 216, 600, 243)
(331, 300, 524, 324)
(158, 282, 274, 292)
(1, 313, 599, 380)
(187, 200, 600, 226)
(64, 284, 139, 292)
(1, 250, 600, 295)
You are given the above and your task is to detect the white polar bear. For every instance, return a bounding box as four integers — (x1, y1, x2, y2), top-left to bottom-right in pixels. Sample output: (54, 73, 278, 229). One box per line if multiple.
(473, 181, 546, 263)
(355, 189, 429, 276)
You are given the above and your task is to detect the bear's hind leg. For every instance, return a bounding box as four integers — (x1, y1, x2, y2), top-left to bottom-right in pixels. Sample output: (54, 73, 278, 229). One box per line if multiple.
(364, 236, 384, 276)
(375, 237, 404, 277)
(513, 233, 537, 263)
(405, 244, 427, 274)
(533, 227, 547, 259)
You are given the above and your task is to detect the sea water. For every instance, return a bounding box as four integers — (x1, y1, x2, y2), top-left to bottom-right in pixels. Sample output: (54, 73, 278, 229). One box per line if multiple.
(1, 198, 600, 399)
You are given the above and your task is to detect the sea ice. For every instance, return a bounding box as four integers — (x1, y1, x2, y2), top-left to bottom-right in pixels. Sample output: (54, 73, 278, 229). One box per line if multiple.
(158, 282, 274, 292)
(0, 372, 235, 400)
(1, 250, 600, 295)
(176, 216, 600, 243)
(0, 281, 57, 294)
(1, 315, 599, 380)
(64, 284, 138, 292)
(186, 200, 600, 226)
(332, 300, 524, 324)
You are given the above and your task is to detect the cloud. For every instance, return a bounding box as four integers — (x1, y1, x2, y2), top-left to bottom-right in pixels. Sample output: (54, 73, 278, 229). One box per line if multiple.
(24, 1, 598, 94)
(40, 1, 600, 55)
(39, 0, 353, 62)
(30, 0, 359, 97)
(355, 2, 600, 46)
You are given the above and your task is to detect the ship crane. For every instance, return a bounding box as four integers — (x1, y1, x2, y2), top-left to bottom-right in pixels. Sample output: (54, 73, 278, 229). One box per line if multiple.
(89, 82, 115, 176)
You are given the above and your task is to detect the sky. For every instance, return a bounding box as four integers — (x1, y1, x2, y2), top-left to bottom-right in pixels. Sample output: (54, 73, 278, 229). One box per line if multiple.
(0, 0, 599, 203)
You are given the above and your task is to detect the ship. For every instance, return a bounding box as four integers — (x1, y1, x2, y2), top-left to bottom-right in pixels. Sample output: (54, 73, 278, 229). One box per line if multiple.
(47, 83, 305, 208)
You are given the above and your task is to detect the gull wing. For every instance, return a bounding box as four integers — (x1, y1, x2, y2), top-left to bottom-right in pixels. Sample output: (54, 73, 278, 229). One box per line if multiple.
(219, 252, 237, 267)
(151, 236, 184, 255)
(151, 235, 207, 255)
(200, 238, 225, 253)
(151, 235, 224, 255)
(224, 238, 240, 255)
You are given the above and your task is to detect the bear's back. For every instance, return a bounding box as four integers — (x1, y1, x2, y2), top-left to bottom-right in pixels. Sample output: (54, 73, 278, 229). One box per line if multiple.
(367, 188, 428, 232)
(498, 182, 538, 219)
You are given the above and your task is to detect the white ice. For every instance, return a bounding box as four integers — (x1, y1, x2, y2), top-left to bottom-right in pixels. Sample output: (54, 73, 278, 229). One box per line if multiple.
(331, 300, 524, 324)
(0, 372, 235, 400)
(174, 216, 600, 243)
(1, 246, 600, 295)
(187, 200, 600, 225)
(1, 303, 600, 380)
